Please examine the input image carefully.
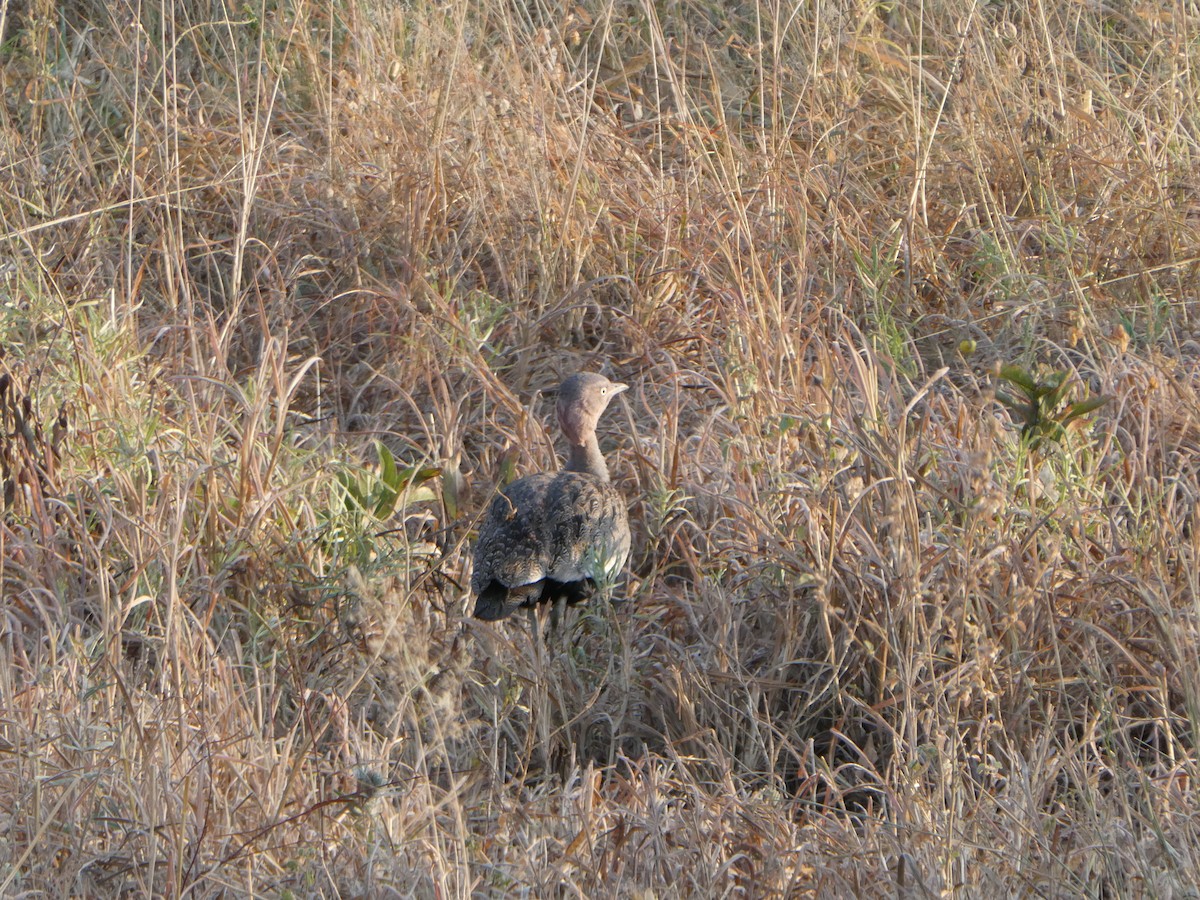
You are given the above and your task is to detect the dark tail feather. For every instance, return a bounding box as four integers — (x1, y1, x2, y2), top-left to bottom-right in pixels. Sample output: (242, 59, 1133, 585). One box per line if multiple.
(540, 578, 597, 606)
(474, 578, 599, 620)
(473, 583, 509, 620)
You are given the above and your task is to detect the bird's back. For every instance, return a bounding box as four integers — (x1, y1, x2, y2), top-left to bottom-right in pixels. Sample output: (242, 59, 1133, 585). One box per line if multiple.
(471, 470, 630, 620)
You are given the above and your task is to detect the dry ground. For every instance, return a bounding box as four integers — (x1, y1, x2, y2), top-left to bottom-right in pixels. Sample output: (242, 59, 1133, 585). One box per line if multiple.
(2, 0, 1200, 895)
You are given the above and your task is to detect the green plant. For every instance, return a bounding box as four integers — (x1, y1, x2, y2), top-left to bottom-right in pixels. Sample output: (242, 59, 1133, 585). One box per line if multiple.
(337, 442, 440, 520)
(325, 442, 440, 563)
(851, 233, 915, 376)
(995, 363, 1110, 448)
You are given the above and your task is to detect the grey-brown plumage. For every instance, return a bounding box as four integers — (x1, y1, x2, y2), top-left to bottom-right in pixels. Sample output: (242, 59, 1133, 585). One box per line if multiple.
(472, 373, 631, 621)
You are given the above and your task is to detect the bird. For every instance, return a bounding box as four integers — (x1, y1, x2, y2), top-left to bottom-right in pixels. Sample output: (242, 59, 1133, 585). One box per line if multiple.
(471, 372, 631, 621)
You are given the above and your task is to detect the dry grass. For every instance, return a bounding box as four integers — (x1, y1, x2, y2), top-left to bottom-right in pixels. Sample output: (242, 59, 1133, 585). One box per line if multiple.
(2, 0, 1200, 895)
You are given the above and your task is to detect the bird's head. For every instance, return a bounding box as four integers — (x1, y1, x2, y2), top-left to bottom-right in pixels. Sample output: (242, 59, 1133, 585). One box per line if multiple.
(556, 372, 627, 445)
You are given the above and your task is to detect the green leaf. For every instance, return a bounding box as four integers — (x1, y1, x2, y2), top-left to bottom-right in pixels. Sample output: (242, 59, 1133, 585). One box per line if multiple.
(499, 453, 518, 486)
(397, 464, 442, 490)
(373, 486, 399, 519)
(996, 392, 1036, 423)
(378, 442, 399, 488)
(372, 443, 400, 517)
(336, 471, 365, 509)
(1042, 373, 1072, 407)
(388, 464, 442, 513)
(442, 464, 463, 520)
(998, 364, 1038, 396)
(1061, 395, 1110, 424)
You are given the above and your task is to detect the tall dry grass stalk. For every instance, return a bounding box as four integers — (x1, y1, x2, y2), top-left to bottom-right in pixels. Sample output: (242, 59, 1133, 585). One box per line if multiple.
(1, 0, 1199, 894)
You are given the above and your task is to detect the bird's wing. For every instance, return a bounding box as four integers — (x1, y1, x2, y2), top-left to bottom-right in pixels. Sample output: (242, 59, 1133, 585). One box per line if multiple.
(471, 473, 556, 593)
(542, 474, 630, 585)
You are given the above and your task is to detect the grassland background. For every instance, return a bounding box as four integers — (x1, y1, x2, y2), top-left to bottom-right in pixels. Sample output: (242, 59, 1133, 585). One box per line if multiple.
(2, 0, 1200, 895)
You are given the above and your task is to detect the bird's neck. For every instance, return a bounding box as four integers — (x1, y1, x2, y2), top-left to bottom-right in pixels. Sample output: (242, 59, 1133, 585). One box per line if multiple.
(565, 435, 610, 481)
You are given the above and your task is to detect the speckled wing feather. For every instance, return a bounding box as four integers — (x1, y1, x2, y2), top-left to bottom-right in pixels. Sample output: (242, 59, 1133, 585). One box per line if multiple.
(537, 473, 630, 587)
(471, 472, 630, 620)
(471, 473, 557, 599)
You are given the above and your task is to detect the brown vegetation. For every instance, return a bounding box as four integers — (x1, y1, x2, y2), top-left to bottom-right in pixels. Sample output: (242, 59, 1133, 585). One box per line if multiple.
(2, 0, 1199, 894)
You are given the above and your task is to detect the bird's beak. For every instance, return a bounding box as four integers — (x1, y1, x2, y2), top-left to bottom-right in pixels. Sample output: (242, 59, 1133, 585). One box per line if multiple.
(612, 382, 629, 396)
